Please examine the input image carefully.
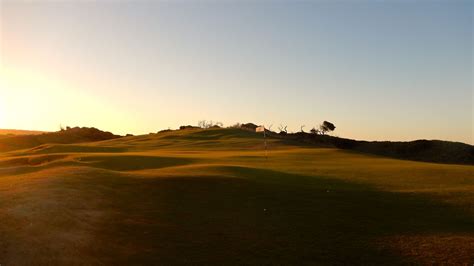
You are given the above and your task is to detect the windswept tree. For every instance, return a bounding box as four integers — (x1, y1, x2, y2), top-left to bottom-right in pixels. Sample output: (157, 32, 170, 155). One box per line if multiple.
(319, 121, 336, 135)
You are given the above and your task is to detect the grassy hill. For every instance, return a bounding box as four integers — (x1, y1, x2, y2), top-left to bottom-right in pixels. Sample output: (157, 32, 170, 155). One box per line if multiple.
(0, 127, 473, 264)
(0, 129, 46, 136)
(345, 139, 474, 165)
(267, 131, 474, 165)
(0, 127, 121, 152)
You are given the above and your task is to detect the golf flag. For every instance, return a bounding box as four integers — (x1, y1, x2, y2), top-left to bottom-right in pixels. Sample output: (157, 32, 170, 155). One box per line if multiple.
(256, 126, 268, 159)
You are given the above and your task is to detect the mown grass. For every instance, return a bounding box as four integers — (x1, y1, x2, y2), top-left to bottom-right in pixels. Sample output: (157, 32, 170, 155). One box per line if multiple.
(0, 128, 473, 265)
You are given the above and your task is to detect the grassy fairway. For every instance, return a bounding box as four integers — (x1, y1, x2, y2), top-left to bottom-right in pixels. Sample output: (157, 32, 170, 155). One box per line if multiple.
(0, 128, 473, 265)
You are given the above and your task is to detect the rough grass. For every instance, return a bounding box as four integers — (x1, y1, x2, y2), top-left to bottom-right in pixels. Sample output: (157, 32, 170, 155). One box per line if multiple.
(0, 128, 473, 265)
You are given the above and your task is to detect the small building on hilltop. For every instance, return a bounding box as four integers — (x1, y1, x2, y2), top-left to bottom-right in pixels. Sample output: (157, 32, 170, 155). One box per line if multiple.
(240, 123, 258, 131)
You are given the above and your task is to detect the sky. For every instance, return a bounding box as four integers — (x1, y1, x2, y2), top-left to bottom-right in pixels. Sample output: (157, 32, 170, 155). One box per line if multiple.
(0, 0, 472, 143)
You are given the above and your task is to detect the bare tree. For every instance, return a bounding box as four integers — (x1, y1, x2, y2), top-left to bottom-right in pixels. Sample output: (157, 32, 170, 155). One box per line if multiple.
(198, 120, 206, 128)
(198, 120, 223, 129)
(230, 122, 241, 128)
(278, 124, 288, 135)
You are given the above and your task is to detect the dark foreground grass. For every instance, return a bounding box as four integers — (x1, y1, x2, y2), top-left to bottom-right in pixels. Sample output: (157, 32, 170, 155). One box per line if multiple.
(4, 166, 469, 265)
(99, 169, 474, 265)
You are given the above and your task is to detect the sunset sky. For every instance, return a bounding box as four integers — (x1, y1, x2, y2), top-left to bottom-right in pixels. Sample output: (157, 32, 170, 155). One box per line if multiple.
(0, 0, 472, 143)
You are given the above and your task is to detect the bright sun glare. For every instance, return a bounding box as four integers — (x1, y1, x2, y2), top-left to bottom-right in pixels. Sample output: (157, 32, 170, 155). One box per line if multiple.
(0, 67, 63, 130)
(0, 75, 6, 128)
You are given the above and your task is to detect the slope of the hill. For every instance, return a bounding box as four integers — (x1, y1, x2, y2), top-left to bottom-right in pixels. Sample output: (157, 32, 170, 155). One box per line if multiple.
(270, 131, 474, 165)
(0, 127, 121, 152)
(347, 139, 474, 165)
(0, 127, 473, 265)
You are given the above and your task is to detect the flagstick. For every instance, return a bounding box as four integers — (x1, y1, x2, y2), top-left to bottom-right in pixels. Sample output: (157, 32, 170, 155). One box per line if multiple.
(264, 128, 267, 160)
(256, 125, 268, 161)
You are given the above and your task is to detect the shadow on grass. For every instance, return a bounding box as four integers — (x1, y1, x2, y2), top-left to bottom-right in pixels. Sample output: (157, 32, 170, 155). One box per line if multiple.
(66, 166, 474, 265)
(29, 144, 127, 154)
(78, 155, 195, 171)
(0, 155, 195, 177)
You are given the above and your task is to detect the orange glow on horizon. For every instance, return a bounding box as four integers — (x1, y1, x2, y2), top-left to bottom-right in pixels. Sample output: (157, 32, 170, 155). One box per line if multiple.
(0, 65, 133, 134)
